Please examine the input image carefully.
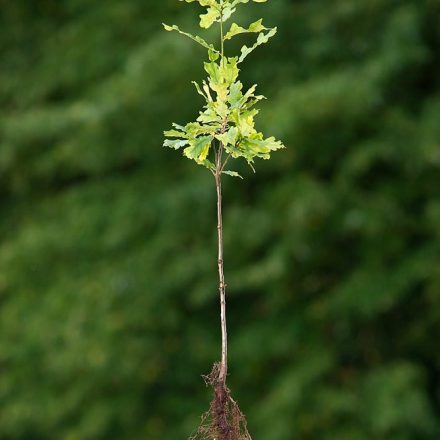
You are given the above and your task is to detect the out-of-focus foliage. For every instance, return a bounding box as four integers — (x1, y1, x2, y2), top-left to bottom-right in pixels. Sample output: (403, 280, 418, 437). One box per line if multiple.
(0, 0, 439, 439)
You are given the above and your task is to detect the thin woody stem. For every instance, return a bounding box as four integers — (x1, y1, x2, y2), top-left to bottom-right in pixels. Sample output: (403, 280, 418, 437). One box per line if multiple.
(216, 2, 228, 385)
(221, 153, 231, 172)
(215, 158, 227, 384)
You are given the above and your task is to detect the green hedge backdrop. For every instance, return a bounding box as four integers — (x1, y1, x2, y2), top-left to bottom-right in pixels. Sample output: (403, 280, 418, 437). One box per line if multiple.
(1, 0, 439, 438)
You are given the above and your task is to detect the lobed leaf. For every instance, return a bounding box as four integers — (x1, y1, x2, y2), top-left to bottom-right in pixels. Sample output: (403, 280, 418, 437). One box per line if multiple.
(216, 126, 239, 146)
(224, 19, 266, 40)
(164, 129, 186, 138)
(222, 170, 243, 179)
(238, 27, 277, 63)
(231, 108, 258, 137)
(163, 139, 189, 149)
(197, 107, 222, 124)
(200, 7, 221, 29)
(162, 23, 219, 53)
(192, 81, 210, 102)
(221, 5, 237, 23)
(184, 135, 214, 162)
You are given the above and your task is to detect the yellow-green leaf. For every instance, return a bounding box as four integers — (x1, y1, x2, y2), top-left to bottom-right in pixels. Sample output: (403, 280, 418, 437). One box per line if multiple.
(216, 126, 239, 146)
(238, 27, 277, 63)
(200, 7, 220, 29)
(223, 170, 243, 179)
(184, 135, 214, 162)
(224, 19, 266, 40)
(162, 23, 219, 53)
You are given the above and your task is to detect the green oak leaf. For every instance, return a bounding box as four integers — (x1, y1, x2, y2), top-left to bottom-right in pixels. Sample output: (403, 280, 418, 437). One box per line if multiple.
(222, 170, 243, 179)
(164, 129, 186, 138)
(228, 81, 243, 108)
(209, 47, 220, 61)
(163, 139, 189, 149)
(192, 81, 210, 102)
(204, 61, 221, 84)
(162, 24, 219, 53)
(184, 135, 214, 162)
(231, 109, 258, 137)
(200, 7, 220, 29)
(216, 126, 239, 146)
(240, 135, 285, 159)
(224, 19, 266, 40)
(238, 27, 277, 63)
(221, 5, 237, 23)
(197, 107, 222, 124)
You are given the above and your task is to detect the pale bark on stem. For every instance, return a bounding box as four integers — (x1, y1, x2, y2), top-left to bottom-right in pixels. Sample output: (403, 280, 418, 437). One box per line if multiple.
(215, 141, 228, 385)
(216, 2, 228, 386)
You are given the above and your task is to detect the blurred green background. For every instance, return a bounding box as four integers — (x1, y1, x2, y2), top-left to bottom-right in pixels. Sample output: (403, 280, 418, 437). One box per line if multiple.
(1, 0, 440, 438)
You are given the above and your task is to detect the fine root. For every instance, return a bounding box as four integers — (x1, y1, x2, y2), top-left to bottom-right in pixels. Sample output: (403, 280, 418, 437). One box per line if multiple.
(189, 363, 252, 440)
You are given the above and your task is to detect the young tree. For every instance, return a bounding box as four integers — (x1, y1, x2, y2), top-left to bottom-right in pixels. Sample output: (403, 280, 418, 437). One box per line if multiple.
(163, 1, 284, 438)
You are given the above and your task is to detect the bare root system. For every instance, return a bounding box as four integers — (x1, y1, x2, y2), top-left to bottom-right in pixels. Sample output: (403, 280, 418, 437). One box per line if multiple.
(189, 363, 252, 440)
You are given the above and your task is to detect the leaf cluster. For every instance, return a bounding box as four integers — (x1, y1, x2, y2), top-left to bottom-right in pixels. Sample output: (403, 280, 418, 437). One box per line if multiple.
(163, 0, 284, 177)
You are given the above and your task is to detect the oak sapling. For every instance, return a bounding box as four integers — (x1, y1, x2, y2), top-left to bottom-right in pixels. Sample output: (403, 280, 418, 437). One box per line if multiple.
(163, 1, 284, 438)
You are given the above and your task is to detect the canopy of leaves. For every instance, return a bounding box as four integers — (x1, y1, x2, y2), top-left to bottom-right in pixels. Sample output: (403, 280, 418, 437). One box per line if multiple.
(164, 0, 283, 175)
(1, 0, 439, 439)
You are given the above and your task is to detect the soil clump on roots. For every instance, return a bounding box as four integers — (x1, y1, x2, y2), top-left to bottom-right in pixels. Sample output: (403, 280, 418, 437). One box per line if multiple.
(189, 363, 252, 440)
